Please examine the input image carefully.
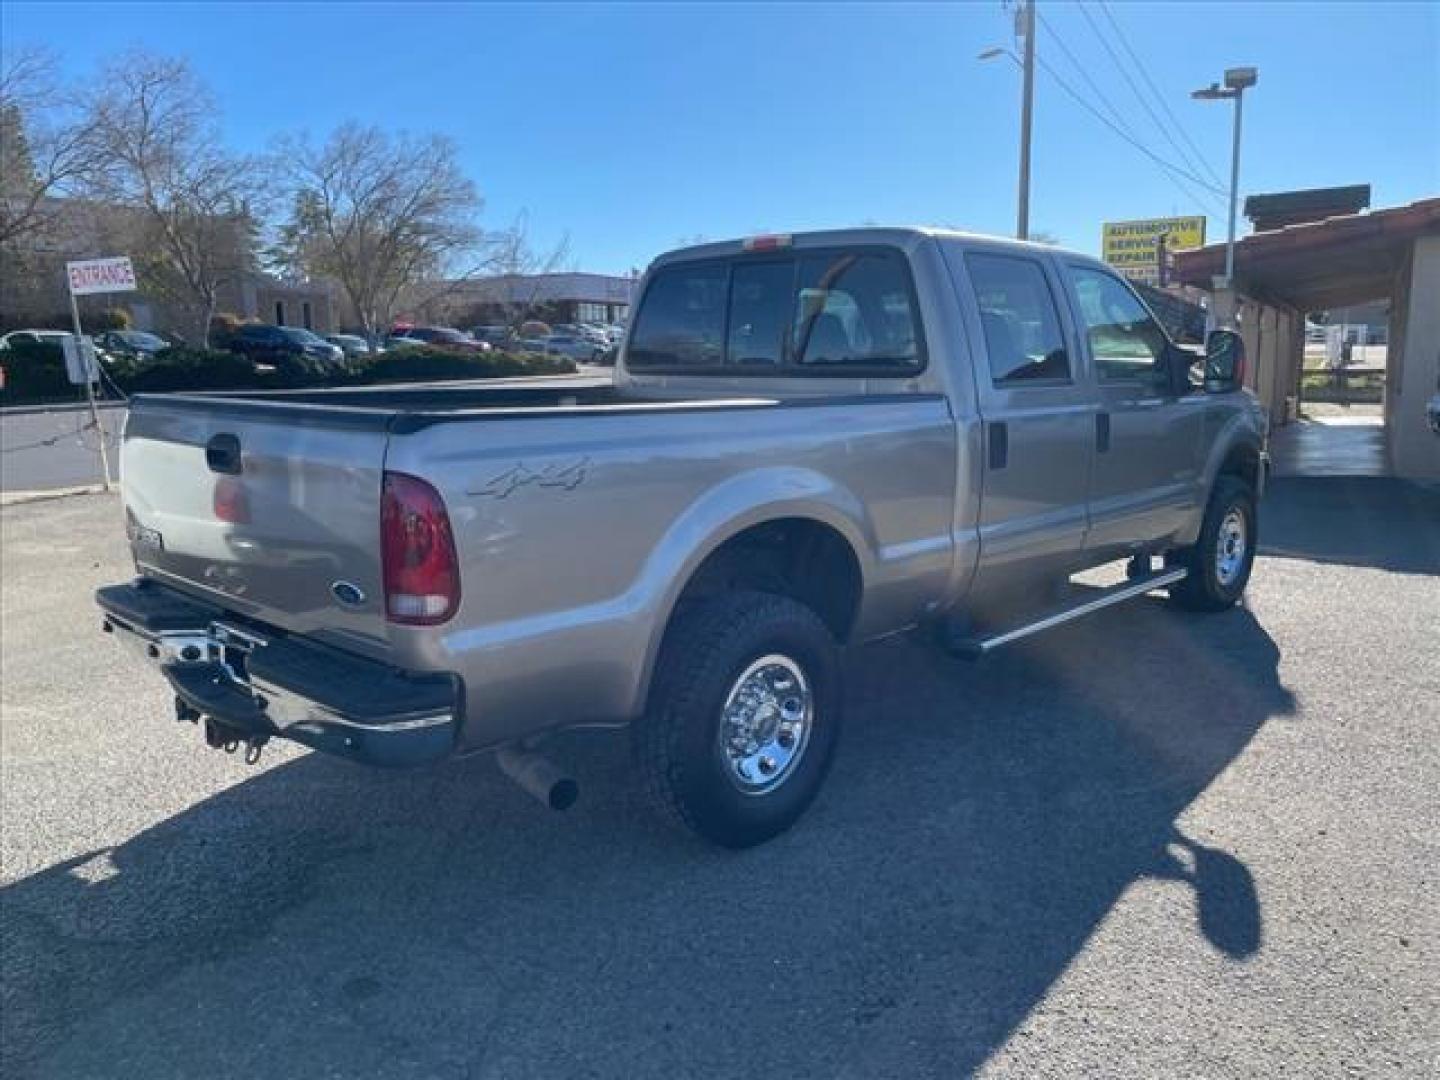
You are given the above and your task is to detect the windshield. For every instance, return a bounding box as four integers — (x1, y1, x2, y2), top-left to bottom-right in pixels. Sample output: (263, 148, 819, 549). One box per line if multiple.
(280, 327, 326, 345)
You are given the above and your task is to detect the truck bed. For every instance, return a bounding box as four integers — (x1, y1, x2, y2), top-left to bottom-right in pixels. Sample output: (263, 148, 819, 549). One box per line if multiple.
(145, 379, 778, 429)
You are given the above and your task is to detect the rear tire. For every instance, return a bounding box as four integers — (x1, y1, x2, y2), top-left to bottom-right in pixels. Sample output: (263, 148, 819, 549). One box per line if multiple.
(634, 591, 841, 848)
(1167, 476, 1257, 611)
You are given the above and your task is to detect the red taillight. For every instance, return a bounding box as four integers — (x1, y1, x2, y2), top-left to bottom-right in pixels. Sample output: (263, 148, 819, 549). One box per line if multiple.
(380, 471, 460, 625)
(213, 477, 250, 523)
(1233, 352, 1248, 388)
(742, 233, 793, 252)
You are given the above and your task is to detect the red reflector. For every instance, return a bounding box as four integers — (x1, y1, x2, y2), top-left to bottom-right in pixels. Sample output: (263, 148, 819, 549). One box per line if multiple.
(381, 471, 460, 625)
(212, 477, 250, 523)
(742, 233, 793, 252)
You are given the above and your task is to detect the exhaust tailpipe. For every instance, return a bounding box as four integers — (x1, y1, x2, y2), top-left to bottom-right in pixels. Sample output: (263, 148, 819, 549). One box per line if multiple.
(496, 746, 578, 811)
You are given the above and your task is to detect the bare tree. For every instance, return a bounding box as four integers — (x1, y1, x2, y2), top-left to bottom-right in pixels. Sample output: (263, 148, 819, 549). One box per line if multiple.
(271, 123, 486, 342)
(458, 211, 572, 329)
(0, 47, 102, 250)
(84, 52, 264, 345)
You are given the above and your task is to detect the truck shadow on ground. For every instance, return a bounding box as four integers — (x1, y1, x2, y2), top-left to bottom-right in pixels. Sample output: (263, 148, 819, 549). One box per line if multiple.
(2, 599, 1293, 1079)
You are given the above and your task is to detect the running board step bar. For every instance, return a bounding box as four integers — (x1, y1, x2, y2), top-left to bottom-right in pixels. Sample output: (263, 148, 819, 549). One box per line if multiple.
(946, 567, 1188, 658)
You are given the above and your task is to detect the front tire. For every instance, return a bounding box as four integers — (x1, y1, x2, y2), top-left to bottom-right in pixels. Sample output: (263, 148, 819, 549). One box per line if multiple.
(634, 591, 841, 848)
(1167, 476, 1257, 611)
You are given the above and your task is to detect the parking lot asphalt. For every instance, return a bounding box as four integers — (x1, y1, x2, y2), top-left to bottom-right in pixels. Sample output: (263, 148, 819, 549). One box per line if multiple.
(2, 480, 1437, 1079)
(0, 403, 123, 495)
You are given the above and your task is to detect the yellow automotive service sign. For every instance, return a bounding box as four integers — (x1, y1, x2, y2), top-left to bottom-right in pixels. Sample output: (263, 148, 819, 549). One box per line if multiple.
(1101, 216, 1206, 285)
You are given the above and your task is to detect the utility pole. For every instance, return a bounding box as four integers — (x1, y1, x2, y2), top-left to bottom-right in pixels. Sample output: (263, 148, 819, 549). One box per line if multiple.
(1016, 0, 1036, 240)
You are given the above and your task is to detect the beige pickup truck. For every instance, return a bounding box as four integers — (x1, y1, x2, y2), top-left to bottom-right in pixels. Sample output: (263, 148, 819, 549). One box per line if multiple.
(98, 227, 1267, 847)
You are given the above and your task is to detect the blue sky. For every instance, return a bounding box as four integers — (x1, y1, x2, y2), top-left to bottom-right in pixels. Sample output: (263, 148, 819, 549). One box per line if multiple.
(5, 1, 1437, 274)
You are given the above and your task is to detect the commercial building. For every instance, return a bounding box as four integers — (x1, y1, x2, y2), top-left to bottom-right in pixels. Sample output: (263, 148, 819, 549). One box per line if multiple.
(1174, 188, 1440, 481)
(404, 272, 638, 330)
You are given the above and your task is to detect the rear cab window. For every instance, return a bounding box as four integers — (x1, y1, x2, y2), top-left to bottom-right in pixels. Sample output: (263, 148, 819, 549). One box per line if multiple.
(965, 252, 1070, 385)
(627, 246, 924, 375)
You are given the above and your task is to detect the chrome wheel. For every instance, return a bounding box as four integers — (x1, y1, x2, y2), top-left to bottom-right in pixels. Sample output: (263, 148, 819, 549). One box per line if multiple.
(1215, 508, 1248, 586)
(717, 654, 812, 795)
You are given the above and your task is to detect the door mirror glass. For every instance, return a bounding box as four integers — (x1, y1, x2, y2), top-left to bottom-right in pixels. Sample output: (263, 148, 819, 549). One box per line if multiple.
(1204, 330, 1246, 393)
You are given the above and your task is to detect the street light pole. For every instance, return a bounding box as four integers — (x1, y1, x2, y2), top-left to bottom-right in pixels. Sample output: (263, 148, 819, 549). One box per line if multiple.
(1193, 66, 1258, 288)
(1016, 0, 1035, 240)
(1223, 86, 1245, 283)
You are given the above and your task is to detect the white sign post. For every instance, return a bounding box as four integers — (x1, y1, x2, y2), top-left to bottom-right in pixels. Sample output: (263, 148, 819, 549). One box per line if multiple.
(65, 256, 137, 492)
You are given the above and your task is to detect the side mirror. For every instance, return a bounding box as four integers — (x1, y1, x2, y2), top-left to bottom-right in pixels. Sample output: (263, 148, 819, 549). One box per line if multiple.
(1204, 330, 1247, 393)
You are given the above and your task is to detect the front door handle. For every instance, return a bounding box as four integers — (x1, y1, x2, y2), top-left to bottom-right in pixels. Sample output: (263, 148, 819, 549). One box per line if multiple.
(1095, 412, 1111, 454)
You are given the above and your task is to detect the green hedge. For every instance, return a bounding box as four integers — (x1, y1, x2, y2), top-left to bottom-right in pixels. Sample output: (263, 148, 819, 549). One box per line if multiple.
(0, 344, 578, 406)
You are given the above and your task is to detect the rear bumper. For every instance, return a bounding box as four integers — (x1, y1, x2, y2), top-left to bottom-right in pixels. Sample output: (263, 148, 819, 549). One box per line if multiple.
(96, 579, 460, 767)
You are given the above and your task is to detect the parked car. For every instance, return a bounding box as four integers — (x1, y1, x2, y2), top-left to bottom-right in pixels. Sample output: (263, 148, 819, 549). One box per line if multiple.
(553, 323, 610, 347)
(227, 324, 344, 373)
(325, 333, 372, 359)
(93, 329, 170, 359)
(0, 329, 79, 353)
(542, 334, 606, 363)
(0, 328, 107, 364)
(392, 326, 493, 352)
(97, 226, 1266, 848)
(469, 325, 514, 348)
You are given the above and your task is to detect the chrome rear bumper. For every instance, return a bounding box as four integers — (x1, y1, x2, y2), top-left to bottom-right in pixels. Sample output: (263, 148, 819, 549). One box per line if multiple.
(98, 579, 460, 767)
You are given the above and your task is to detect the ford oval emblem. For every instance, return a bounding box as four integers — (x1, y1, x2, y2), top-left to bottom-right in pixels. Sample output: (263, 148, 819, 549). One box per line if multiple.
(330, 580, 366, 607)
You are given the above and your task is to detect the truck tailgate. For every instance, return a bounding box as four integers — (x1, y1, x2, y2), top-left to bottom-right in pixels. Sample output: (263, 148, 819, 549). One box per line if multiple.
(121, 396, 394, 659)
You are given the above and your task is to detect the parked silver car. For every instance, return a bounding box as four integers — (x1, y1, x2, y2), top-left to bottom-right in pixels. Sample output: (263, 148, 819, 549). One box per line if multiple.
(98, 227, 1266, 846)
(542, 334, 606, 363)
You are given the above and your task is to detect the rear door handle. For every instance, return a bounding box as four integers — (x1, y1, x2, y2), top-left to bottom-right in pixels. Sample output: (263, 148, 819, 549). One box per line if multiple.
(1095, 412, 1111, 454)
(988, 422, 1009, 469)
(205, 433, 242, 475)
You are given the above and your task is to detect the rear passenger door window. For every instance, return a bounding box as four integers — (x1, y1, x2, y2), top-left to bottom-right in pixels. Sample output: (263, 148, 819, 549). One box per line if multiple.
(965, 253, 1070, 384)
(1066, 266, 1169, 386)
(627, 263, 727, 368)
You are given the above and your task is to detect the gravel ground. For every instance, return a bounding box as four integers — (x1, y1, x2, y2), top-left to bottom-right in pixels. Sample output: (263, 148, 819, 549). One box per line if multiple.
(2, 481, 1437, 1079)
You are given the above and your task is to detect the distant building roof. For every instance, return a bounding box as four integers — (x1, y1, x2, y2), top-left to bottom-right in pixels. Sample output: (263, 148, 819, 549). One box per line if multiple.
(1243, 185, 1371, 232)
(448, 272, 637, 306)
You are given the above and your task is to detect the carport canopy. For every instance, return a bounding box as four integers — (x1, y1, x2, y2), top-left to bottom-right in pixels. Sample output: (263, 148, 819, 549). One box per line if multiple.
(1174, 197, 1440, 312)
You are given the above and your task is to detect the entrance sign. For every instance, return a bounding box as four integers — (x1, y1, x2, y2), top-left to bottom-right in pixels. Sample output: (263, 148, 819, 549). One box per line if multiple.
(66, 256, 138, 295)
(63, 256, 134, 491)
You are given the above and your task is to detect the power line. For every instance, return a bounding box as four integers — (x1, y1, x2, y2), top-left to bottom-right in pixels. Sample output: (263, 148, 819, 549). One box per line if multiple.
(1028, 48, 1230, 216)
(1095, 0, 1228, 190)
(1032, 7, 1227, 216)
(1078, 2, 1228, 196)
(1034, 8, 1142, 142)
